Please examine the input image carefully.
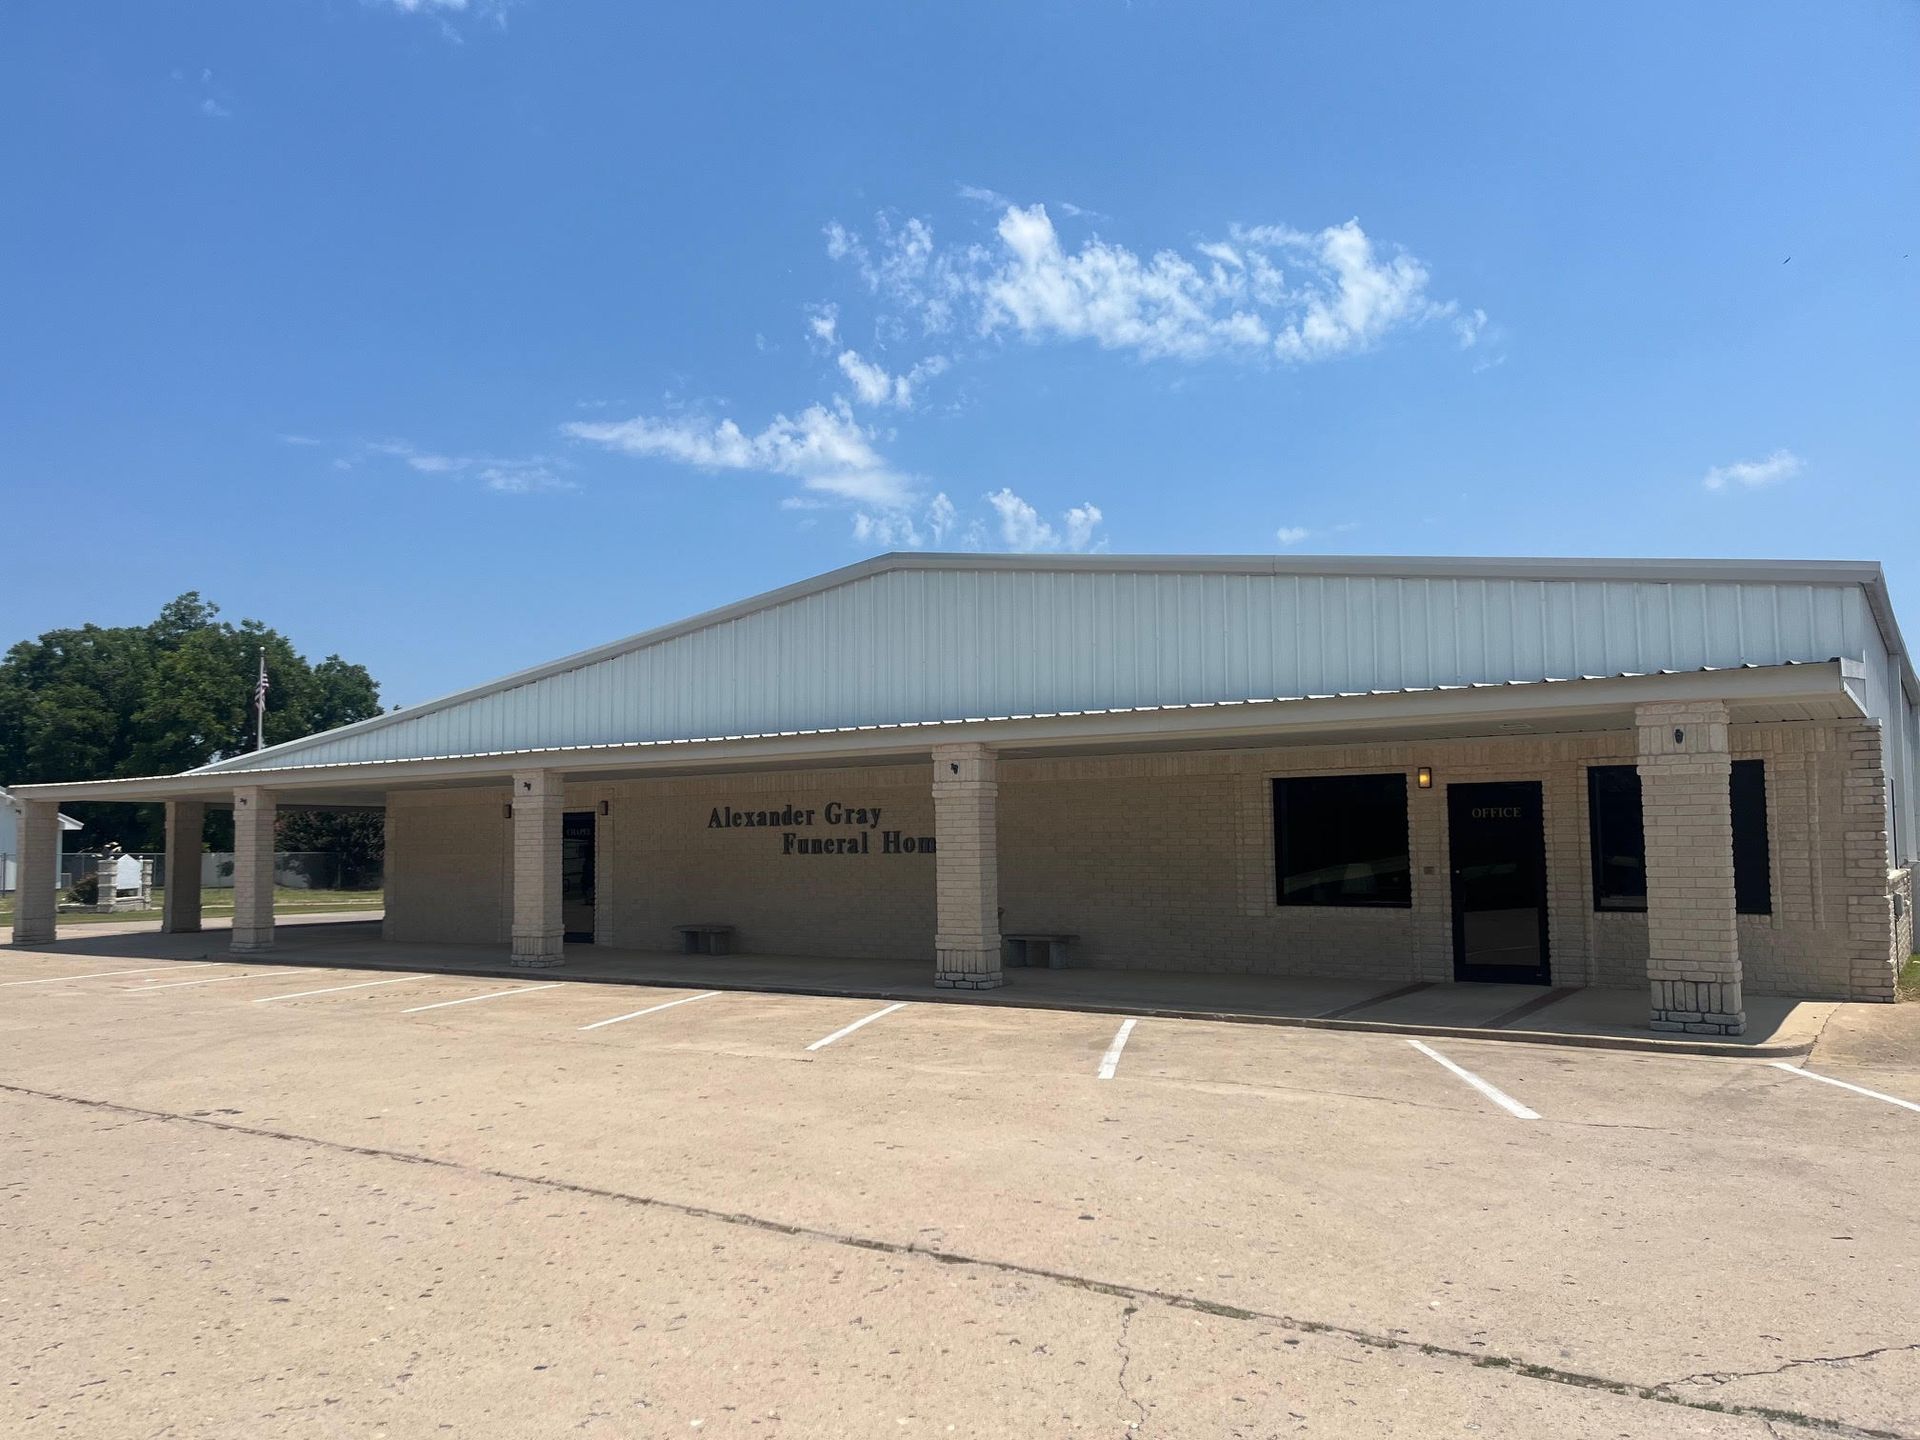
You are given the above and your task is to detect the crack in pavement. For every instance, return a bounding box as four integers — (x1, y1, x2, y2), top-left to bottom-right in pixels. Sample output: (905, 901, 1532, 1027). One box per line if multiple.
(1662, 1343, 1920, 1391)
(1, 1079, 1909, 1440)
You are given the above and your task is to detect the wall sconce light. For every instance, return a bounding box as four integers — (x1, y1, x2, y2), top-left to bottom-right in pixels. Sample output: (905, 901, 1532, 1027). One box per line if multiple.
(1415, 766, 1434, 790)
(599, 799, 610, 816)
(503, 803, 513, 820)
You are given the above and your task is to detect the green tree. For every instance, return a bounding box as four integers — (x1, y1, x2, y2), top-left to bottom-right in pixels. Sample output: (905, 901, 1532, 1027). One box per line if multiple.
(276, 809, 385, 888)
(0, 594, 382, 849)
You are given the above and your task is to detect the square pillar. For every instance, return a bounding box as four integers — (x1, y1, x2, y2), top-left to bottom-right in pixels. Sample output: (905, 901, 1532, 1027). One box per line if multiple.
(933, 743, 1001, 989)
(510, 770, 564, 967)
(162, 800, 205, 934)
(230, 787, 276, 953)
(1636, 701, 1743, 1035)
(8, 799, 60, 945)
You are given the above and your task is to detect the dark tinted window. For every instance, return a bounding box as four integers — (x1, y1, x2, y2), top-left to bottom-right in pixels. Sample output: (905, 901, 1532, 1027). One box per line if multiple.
(1731, 759, 1772, 915)
(1272, 773, 1411, 907)
(1588, 765, 1647, 911)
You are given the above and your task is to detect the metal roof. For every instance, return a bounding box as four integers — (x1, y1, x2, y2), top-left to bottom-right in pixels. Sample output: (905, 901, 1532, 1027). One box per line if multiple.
(185, 552, 1914, 778)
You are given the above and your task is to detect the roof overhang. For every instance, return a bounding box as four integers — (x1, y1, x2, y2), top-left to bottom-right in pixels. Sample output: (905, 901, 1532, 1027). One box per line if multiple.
(8, 659, 1868, 808)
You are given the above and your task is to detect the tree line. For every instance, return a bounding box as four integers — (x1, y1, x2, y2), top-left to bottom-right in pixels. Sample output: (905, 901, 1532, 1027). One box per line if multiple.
(0, 593, 383, 855)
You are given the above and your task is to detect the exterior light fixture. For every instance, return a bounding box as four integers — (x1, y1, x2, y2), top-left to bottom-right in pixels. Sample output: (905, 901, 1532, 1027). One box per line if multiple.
(1415, 766, 1433, 790)
(599, 799, 610, 816)
(503, 803, 513, 820)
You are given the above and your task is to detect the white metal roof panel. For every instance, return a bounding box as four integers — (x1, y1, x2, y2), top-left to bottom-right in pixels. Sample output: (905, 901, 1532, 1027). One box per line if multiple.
(192, 554, 1912, 777)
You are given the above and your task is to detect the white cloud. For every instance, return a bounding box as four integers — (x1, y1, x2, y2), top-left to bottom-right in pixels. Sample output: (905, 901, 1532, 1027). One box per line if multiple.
(986, 488, 1106, 553)
(807, 303, 838, 347)
(957, 184, 1012, 208)
(365, 438, 571, 494)
(199, 97, 231, 120)
(564, 402, 912, 507)
(1276, 526, 1310, 545)
(825, 202, 1471, 365)
(848, 489, 1102, 554)
(480, 463, 574, 494)
(835, 349, 948, 410)
(277, 433, 322, 447)
(1703, 449, 1802, 491)
(1258, 220, 1442, 362)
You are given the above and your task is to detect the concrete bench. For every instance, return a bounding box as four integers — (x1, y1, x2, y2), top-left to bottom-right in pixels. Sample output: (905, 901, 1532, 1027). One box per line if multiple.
(674, 924, 735, 956)
(1002, 932, 1077, 970)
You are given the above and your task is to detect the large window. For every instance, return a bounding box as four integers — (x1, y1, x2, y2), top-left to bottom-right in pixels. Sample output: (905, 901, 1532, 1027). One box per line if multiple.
(1586, 760, 1773, 916)
(1587, 765, 1647, 911)
(1272, 773, 1411, 907)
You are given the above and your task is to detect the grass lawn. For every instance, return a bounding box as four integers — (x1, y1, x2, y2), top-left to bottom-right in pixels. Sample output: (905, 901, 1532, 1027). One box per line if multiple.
(1, 886, 382, 928)
(1900, 952, 1920, 1002)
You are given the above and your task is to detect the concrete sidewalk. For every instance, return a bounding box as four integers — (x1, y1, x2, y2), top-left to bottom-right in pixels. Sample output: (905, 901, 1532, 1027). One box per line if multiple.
(6, 913, 1839, 1057)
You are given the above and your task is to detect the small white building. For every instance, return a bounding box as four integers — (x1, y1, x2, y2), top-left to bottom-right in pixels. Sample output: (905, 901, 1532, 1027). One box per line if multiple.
(9, 554, 1917, 1035)
(0, 786, 82, 895)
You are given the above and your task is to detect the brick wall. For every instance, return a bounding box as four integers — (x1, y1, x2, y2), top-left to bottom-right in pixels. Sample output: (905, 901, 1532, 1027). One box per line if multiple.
(384, 788, 509, 944)
(378, 718, 1900, 999)
(601, 765, 937, 960)
(1892, 868, 1915, 982)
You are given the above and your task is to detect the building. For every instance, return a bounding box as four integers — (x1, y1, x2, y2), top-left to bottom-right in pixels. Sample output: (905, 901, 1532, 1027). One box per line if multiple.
(0, 786, 82, 896)
(8, 554, 1917, 1036)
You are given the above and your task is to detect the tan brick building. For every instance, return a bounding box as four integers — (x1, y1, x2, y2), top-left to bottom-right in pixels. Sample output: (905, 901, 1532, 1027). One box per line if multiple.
(10, 555, 1917, 1035)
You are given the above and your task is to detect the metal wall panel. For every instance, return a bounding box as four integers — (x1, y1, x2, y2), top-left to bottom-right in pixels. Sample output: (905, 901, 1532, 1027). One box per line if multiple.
(217, 570, 1892, 770)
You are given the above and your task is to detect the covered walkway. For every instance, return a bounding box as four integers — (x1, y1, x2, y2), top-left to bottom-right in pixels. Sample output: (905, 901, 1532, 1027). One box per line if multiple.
(6, 914, 1835, 1057)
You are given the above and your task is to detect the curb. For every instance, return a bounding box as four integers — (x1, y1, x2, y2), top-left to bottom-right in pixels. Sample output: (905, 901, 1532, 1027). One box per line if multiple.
(40, 939, 1814, 1060)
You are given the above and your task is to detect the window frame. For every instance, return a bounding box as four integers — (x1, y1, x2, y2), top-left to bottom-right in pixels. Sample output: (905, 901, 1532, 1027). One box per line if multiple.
(1586, 759, 1775, 917)
(1271, 771, 1413, 910)
(1587, 764, 1648, 913)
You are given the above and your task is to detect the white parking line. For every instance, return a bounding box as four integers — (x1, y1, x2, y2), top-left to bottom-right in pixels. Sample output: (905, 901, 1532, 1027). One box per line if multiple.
(1769, 1062, 1920, 1114)
(0, 963, 217, 988)
(806, 1001, 907, 1052)
(1097, 1017, 1138, 1080)
(133, 969, 334, 993)
(254, 975, 425, 1003)
(1406, 1038, 1540, 1119)
(578, 990, 720, 1032)
(400, 983, 561, 1015)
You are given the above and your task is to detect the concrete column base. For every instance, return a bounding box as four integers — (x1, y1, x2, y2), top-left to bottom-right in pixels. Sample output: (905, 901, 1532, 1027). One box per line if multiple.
(935, 945, 1003, 989)
(230, 933, 275, 955)
(509, 939, 565, 969)
(1649, 978, 1745, 1035)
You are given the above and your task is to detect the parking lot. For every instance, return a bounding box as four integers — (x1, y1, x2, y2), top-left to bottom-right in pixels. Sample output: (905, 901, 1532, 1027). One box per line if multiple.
(4, 929, 1918, 1438)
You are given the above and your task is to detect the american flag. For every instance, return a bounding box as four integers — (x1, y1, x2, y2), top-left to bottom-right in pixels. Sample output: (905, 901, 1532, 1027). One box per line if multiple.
(253, 648, 269, 751)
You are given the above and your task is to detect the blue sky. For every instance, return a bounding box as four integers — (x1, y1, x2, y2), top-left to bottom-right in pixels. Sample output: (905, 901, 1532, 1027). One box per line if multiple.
(4, 1, 1916, 706)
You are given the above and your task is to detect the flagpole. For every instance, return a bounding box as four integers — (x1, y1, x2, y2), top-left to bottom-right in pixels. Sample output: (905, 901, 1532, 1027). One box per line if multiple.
(255, 647, 266, 752)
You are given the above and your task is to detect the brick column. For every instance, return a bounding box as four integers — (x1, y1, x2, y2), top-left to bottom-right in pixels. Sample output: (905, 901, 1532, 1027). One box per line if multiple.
(1838, 721, 1899, 1001)
(8, 799, 60, 944)
(510, 770, 564, 967)
(933, 743, 1001, 989)
(1636, 701, 1742, 1035)
(230, 787, 276, 953)
(162, 800, 205, 934)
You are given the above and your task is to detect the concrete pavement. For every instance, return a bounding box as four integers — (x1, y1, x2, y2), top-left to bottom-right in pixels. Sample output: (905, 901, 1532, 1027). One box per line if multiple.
(2, 934, 1918, 1436)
